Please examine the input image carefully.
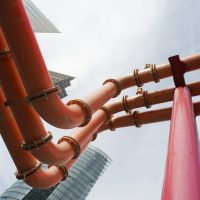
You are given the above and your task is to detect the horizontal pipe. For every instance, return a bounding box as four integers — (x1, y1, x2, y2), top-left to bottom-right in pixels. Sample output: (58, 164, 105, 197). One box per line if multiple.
(1, 0, 200, 129)
(106, 81, 200, 115)
(118, 54, 200, 90)
(97, 101, 200, 133)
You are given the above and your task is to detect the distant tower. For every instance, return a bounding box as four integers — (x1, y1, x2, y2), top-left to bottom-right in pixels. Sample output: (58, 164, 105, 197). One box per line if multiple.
(49, 71, 74, 98)
(0, 145, 111, 200)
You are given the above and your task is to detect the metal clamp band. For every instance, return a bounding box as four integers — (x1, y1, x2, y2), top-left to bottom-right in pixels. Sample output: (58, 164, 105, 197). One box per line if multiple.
(145, 64, 160, 83)
(56, 164, 69, 181)
(25, 87, 58, 103)
(103, 79, 121, 98)
(15, 161, 42, 180)
(58, 136, 81, 159)
(132, 111, 141, 128)
(122, 95, 131, 114)
(100, 106, 111, 121)
(67, 99, 92, 127)
(133, 69, 143, 87)
(21, 132, 53, 151)
(0, 48, 12, 59)
(107, 118, 115, 131)
(136, 88, 151, 109)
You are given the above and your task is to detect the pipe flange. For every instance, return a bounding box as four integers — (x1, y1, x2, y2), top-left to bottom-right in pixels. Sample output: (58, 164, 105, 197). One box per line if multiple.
(100, 106, 111, 121)
(0, 48, 12, 59)
(142, 91, 151, 109)
(56, 164, 69, 181)
(67, 99, 92, 127)
(107, 118, 115, 131)
(58, 136, 81, 159)
(133, 69, 143, 87)
(145, 64, 160, 83)
(21, 131, 53, 151)
(122, 95, 131, 114)
(102, 79, 121, 98)
(15, 161, 42, 180)
(136, 88, 151, 109)
(132, 111, 141, 128)
(25, 87, 58, 103)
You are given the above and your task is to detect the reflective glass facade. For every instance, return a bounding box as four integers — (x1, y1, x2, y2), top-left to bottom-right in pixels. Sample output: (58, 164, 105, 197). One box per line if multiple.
(23, 0, 60, 33)
(0, 145, 111, 200)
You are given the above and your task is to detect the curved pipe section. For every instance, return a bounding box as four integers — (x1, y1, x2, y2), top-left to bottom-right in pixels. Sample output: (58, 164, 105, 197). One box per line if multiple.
(0, 90, 92, 188)
(0, 27, 107, 164)
(1, 1, 200, 129)
(0, 0, 118, 129)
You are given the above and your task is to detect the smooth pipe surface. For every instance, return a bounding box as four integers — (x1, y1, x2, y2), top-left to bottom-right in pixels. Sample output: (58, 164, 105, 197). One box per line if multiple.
(0, 0, 117, 129)
(97, 101, 200, 133)
(162, 87, 200, 200)
(0, 88, 36, 172)
(0, 89, 91, 188)
(0, 27, 106, 164)
(106, 81, 200, 115)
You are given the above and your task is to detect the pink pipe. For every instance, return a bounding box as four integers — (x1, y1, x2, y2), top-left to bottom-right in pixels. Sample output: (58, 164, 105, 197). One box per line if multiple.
(0, 0, 118, 129)
(162, 87, 200, 200)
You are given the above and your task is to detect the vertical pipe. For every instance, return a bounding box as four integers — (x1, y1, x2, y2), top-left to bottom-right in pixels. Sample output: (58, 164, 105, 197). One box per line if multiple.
(162, 87, 200, 200)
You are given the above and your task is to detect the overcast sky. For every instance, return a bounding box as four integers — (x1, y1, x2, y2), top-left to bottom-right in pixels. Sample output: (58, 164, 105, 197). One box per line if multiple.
(0, 0, 200, 199)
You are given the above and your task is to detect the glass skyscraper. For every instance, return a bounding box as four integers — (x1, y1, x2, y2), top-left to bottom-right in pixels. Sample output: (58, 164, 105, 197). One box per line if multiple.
(0, 145, 111, 200)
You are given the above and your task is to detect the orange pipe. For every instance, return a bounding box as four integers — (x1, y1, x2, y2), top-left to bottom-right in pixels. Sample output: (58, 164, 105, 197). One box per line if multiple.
(0, 89, 92, 188)
(0, 27, 107, 164)
(105, 81, 200, 115)
(0, 0, 118, 129)
(26, 141, 91, 189)
(97, 102, 200, 133)
(1, 1, 200, 130)
(0, 88, 36, 172)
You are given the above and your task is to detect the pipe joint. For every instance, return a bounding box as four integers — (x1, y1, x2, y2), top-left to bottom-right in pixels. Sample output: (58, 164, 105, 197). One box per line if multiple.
(21, 131, 53, 151)
(15, 161, 42, 180)
(132, 111, 141, 128)
(107, 118, 115, 131)
(25, 87, 58, 103)
(144, 64, 160, 83)
(133, 69, 143, 87)
(122, 95, 131, 114)
(136, 88, 151, 108)
(58, 136, 81, 159)
(67, 99, 92, 127)
(50, 164, 68, 181)
(100, 106, 111, 121)
(103, 78, 121, 98)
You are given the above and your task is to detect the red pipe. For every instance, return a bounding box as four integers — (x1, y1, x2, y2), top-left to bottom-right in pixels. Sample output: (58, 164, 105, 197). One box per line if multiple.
(0, 0, 118, 129)
(162, 87, 200, 200)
